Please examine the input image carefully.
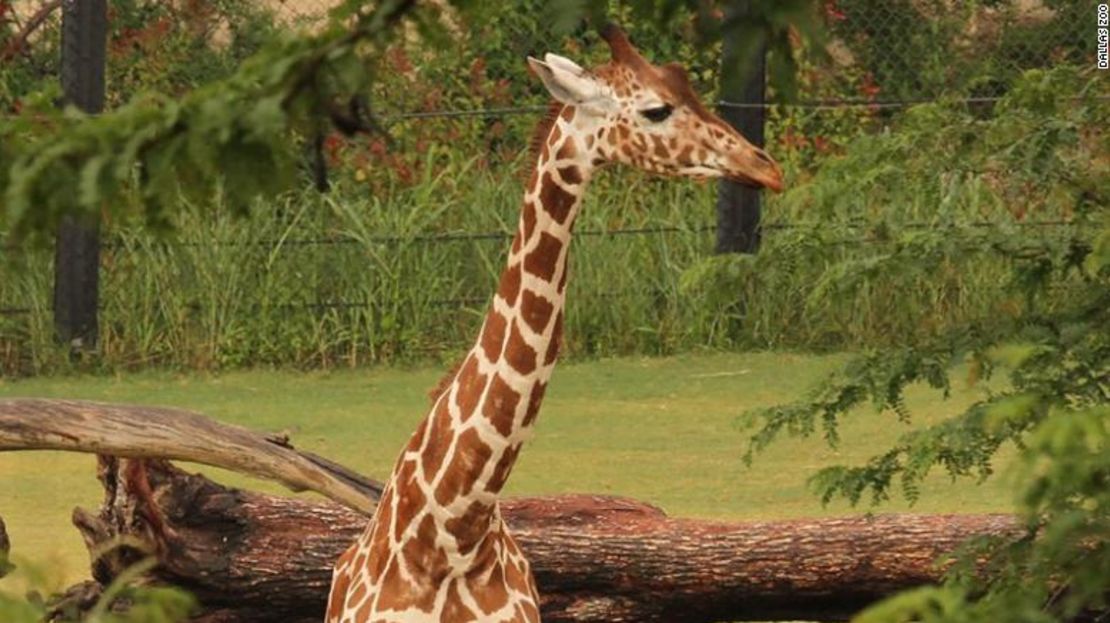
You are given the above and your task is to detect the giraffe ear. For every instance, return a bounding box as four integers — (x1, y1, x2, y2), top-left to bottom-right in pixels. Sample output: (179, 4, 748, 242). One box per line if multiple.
(527, 54, 616, 115)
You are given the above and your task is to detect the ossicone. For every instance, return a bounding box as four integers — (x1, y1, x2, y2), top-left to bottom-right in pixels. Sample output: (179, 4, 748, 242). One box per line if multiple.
(599, 22, 649, 68)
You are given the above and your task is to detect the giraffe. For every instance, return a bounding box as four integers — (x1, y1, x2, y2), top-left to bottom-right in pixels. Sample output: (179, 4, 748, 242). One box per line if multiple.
(326, 24, 783, 623)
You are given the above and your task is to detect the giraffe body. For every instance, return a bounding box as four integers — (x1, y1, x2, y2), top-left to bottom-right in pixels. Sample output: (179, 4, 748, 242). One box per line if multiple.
(327, 25, 783, 623)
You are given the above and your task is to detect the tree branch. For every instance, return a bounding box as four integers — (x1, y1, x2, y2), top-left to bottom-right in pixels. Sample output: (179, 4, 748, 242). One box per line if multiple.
(0, 398, 382, 513)
(0, 0, 62, 62)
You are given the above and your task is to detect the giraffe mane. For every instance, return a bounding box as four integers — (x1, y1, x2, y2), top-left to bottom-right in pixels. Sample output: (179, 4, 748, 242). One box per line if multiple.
(427, 356, 464, 405)
(524, 100, 565, 175)
(430, 102, 565, 406)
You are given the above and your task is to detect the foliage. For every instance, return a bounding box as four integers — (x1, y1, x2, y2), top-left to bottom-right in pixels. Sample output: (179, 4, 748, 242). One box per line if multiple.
(0, 0, 281, 112)
(0, 0, 826, 243)
(0, 558, 195, 622)
(0, 0, 440, 240)
(738, 65, 1110, 622)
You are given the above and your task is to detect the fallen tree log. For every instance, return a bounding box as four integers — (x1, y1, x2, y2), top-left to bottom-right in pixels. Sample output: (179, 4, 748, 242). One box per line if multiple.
(74, 456, 1019, 622)
(1, 399, 1023, 621)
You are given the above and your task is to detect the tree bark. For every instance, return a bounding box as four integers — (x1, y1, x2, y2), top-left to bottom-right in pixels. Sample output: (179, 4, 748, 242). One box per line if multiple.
(0, 398, 382, 512)
(72, 458, 1019, 623)
(0, 398, 1023, 621)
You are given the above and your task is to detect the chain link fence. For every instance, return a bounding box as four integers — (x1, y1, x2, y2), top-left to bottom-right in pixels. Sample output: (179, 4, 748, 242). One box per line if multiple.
(820, 0, 1090, 102)
(1, 1, 1093, 105)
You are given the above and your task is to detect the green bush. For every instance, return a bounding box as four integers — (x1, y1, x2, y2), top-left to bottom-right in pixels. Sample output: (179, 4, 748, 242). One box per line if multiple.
(0, 558, 194, 622)
(743, 64, 1109, 623)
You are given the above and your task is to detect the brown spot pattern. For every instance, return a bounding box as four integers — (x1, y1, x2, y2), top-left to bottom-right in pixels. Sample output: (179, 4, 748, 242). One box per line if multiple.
(555, 138, 577, 160)
(454, 355, 488, 423)
(504, 320, 537, 375)
(544, 312, 563, 365)
(482, 373, 521, 437)
(480, 312, 508, 362)
(504, 557, 532, 595)
(420, 400, 453, 480)
(467, 561, 510, 615)
(521, 598, 541, 622)
(393, 461, 426, 541)
(354, 594, 374, 621)
(539, 172, 576, 225)
(557, 165, 582, 185)
(677, 143, 694, 165)
(498, 263, 522, 305)
(486, 443, 521, 493)
(352, 551, 367, 575)
(434, 428, 493, 506)
(347, 581, 367, 609)
(367, 544, 389, 581)
(523, 381, 547, 427)
(376, 556, 424, 612)
(325, 545, 356, 622)
(406, 416, 430, 452)
(520, 289, 555, 334)
(401, 514, 448, 583)
(651, 135, 669, 158)
(522, 202, 537, 241)
(445, 500, 493, 555)
(523, 233, 562, 282)
(442, 579, 478, 622)
(368, 488, 393, 576)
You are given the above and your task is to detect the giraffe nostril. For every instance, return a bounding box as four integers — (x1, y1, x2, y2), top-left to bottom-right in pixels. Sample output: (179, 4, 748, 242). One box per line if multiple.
(754, 149, 773, 165)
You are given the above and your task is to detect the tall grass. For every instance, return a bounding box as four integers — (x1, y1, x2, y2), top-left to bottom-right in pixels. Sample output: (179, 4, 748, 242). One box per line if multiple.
(2, 71, 1091, 376)
(0, 160, 1061, 375)
(1, 152, 718, 374)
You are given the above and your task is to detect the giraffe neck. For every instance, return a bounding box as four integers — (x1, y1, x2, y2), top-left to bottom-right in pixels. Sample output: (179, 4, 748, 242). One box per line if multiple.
(395, 106, 596, 555)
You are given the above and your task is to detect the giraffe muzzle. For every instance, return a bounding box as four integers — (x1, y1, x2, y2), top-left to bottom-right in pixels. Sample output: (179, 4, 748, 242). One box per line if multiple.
(726, 162, 784, 193)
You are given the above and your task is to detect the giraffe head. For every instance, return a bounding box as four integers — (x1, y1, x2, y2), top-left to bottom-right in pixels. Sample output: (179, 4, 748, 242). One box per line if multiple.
(527, 24, 784, 192)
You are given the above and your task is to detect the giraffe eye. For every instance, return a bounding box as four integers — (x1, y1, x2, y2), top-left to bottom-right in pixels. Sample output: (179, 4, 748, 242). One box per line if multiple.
(639, 104, 674, 123)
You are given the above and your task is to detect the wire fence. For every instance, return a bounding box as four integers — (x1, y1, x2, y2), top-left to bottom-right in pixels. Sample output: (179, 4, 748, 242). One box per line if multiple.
(78, 218, 1076, 250)
(0, 219, 1079, 318)
(221, 0, 1094, 103)
(372, 95, 1108, 124)
(1, 1, 1093, 102)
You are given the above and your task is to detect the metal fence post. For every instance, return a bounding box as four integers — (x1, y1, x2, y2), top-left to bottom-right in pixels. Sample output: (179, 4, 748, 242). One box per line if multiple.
(54, 0, 107, 352)
(715, 2, 767, 254)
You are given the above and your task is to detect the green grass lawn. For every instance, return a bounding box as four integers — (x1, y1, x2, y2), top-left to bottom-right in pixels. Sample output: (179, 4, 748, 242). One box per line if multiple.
(0, 351, 1018, 591)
